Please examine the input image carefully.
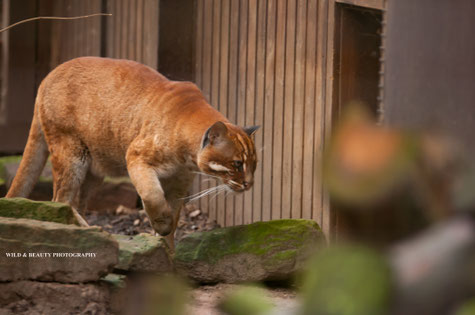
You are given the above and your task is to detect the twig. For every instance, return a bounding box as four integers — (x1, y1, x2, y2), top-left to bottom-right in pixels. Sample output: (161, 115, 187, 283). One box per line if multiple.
(0, 13, 112, 34)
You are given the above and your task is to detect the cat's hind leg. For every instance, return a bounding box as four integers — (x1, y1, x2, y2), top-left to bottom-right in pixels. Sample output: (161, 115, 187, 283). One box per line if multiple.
(49, 139, 90, 226)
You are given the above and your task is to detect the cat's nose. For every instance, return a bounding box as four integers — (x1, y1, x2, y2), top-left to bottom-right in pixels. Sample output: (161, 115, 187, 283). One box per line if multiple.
(243, 181, 251, 189)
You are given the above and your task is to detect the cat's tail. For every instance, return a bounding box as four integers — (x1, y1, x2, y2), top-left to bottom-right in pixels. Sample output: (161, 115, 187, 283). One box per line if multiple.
(6, 106, 49, 198)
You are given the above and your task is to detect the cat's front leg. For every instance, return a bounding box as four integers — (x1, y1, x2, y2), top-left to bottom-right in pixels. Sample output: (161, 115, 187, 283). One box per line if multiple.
(126, 159, 174, 236)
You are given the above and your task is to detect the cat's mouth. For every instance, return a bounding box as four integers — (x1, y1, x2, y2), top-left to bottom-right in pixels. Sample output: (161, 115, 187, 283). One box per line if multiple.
(227, 180, 248, 192)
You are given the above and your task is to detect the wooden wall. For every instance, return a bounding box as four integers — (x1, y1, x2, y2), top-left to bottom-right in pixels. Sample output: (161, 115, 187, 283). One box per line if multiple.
(193, 0, 332, 234)
(50, 0, 159, 69)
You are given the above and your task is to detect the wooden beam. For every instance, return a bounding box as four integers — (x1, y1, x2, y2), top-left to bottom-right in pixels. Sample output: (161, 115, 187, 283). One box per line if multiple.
(335, 0, 384, 10)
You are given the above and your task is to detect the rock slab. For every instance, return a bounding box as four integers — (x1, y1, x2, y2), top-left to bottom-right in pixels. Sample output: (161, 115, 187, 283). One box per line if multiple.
(113, 233, 173, 273)
(0, 197, 79, 225)
(0, 280, 112, 315)
(0, 217, 119, 283)
(174, 219, 325, 283)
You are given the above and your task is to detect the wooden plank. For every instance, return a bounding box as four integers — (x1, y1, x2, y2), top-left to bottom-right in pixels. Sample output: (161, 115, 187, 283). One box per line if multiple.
(208, 0, 222, 222)
(128, 0, 136, 60)
(281, 0, 296, 220)
(302, 0, 318, 219)
(335, 0, 384, 10)
(312, 0, 328, 223)
(323, 0, 338, 239)
(199, 0, 213, 218)
(243, 0, 257, 224)
(225, 0, 240, 226)
(191, 0, 204, 214)
(291, 0, 307, 219)
(147, 0, 159, 68)
(261, 0, 276, 222)
(216, 0, 230, 227)
(135, 0, 144, 62)
(114, 0, 121, 59)
(252, 0, 267, 223)
(105, 0, 113, 57)
(0, 0, 10, 125)
(271, 0, 286, 220)
(121, 0, 128, 58)
(234, 0, 248, 226)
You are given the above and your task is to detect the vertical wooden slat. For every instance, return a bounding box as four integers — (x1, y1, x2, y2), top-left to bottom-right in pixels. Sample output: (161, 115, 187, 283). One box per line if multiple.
(225, 0, 240, 226)
(217, 0, 230, 227)
(244, 0, 258, 224)
(208, 0, 222, 222)
(114, 0, 121, 59)
(234, 0, 248, 226)
(302, 0, 318, 219)
(199, 0, 213, 217)
(313, 0, 327, 222)
(271, 0, 286, 220)
(252, 0, 266, 223)
(192, 0, 204, 213)
(262, 0, 276, 222)
(281, 0, 296, 219)
(121, 0, 128, 58)
(128, 0, 136, 60)
(135, 0, 144, 62)
(146, 0, 159, 68)
(322, 0, 337, 238)
(291, 0, 307, 219)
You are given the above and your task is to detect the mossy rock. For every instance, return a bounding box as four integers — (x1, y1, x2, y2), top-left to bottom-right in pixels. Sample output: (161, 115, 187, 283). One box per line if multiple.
(0, 197, 79, 225)
(175, 219, 324, 283)
(300, 245, 393, 315)
(112, 233, 173, 273)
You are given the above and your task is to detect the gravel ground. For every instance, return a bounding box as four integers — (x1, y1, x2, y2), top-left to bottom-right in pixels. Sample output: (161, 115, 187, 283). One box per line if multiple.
(85, 202, 220, 242)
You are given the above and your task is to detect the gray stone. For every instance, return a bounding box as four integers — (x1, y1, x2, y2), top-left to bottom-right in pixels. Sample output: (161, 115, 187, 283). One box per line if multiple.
(174, 219, 325, 283)
(113, 233, 173, 273)
(0, 281, 113, 315)
(0, 197, 79, 225)
(0, 217, 119, 283)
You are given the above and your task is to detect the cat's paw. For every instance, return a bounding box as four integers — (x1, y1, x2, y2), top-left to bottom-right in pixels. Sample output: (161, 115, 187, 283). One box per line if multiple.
(151, 214, 174, 236)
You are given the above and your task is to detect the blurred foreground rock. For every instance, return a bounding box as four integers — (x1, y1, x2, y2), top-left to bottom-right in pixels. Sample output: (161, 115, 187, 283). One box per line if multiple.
(113, 233, 173, 273)
(0, 217, 118, 283)
(0, 197, 79, 225)
(174, 219, 324, 283)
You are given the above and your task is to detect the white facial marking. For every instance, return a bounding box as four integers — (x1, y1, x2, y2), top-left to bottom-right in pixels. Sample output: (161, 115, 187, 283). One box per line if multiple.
(209, 162, 231, 172)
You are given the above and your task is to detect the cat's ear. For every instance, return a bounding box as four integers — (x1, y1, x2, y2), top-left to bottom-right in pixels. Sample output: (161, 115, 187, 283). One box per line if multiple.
(243, 125, 260, 137)
(201, 121, 228, 149)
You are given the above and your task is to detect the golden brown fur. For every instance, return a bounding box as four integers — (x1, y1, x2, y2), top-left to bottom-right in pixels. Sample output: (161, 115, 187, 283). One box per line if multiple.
(7, 57, 259, 249)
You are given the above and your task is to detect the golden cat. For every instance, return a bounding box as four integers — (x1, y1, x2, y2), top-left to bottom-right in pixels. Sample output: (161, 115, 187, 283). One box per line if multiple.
(6, 57, 259, 249)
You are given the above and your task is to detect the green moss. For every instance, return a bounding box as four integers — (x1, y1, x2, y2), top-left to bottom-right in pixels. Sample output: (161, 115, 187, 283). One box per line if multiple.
(0, 197, 78, 225)
(301, 245, 392, 315)
(175, 219, 323, 265)
(455, 299, 475, 315)
(101, 273, 127, 289)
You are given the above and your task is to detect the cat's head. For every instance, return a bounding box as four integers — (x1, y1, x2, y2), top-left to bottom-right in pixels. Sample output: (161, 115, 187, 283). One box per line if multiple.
(197, 121, 260, 192)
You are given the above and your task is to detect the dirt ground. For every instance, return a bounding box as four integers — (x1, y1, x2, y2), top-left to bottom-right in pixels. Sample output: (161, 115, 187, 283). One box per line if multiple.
(85, 202, 220, 242)
(187, 283, 299, 315)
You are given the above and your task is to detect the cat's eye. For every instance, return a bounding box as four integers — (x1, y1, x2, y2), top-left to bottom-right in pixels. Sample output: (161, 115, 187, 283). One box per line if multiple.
(233, 160, 243, 171)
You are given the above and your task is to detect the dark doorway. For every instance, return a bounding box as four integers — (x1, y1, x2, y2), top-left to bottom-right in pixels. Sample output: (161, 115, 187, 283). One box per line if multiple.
(333, 4, 383, 118)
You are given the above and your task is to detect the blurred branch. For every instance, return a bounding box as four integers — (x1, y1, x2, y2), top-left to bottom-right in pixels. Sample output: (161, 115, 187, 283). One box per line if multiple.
(0, 13, 112, 34)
